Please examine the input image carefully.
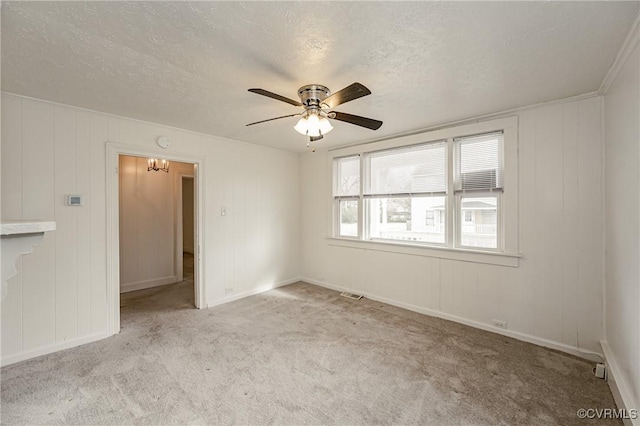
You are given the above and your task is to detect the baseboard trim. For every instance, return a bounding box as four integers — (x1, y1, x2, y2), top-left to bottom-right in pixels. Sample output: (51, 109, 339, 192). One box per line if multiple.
(601, 340, 639, 425)
(206, 277, 301, 308)
(120, 275, 179, 293)
(1, 332, 109, 367)
(302, 277, 604, 363)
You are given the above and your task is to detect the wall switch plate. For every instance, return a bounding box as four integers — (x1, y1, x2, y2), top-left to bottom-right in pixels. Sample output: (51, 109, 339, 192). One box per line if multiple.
(221, 207, 226, 216)
(492, 319, 507, 329)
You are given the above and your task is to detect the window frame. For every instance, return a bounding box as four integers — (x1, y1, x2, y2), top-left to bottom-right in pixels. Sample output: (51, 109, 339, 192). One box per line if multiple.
(328, 116, 519, 267)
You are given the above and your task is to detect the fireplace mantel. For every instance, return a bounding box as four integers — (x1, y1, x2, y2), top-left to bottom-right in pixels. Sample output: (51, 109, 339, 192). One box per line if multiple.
(1, 220, 56, 301)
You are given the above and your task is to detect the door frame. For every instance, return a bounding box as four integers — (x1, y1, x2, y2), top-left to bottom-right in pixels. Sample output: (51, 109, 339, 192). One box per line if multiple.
(106, 142, 206, 336)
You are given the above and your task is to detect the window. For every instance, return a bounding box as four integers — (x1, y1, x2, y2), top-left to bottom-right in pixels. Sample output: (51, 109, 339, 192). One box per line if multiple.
(333, 155, 360, 238)
(454, 132, 503, 249)
(459, 197, 498, 248)
(426, 211, 434, 226)
(464, 210, 474, 223)
(338, 200, 358, 237)
(330, 116, 517, 259)
(365, 142, 447, 244)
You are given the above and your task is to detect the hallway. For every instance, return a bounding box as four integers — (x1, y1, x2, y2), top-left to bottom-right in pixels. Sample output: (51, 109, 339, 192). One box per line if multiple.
(120, 253, 195, 316)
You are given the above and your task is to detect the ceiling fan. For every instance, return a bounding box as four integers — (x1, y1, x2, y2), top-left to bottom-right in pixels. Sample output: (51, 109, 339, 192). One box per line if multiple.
(246, 83, 383, 146)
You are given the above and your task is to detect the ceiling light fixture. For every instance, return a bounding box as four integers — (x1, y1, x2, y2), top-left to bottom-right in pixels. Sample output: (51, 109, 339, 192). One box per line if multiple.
(247, 83, 382, 147)
(147, 158, 170, 173)
(294, 111, 333, 137)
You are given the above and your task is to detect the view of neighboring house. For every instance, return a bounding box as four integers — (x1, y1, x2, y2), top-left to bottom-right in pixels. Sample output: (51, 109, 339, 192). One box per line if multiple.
(368, 197, 497, 248)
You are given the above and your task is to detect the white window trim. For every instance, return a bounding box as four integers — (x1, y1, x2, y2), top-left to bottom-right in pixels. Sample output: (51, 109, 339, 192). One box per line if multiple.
(326, 237, 520, 267)
(328, 116, 519, 267)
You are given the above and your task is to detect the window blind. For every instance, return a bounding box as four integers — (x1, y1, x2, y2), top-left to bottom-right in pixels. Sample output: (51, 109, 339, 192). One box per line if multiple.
(366, 141, 446, 197)
(454, 132, 503, 193)
(334, 155, 360, 197)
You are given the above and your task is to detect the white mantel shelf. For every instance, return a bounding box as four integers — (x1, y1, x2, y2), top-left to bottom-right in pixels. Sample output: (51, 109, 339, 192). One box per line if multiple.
(1, 220, 56, 301)
(1, 220, 56, 235)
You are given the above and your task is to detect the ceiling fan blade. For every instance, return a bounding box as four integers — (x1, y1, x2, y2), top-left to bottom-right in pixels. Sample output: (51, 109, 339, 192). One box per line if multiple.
(248, 88, 302, 107)
(246, 114, 299, 127)
(309, 135, 323, 142)
(330, 111, 383, 130)
(322, 83, 371, 109)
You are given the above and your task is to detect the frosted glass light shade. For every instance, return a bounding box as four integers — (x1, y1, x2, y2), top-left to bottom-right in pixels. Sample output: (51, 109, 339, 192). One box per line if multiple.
(306, 114, 321, 137)
(318, 116, 333, 134)
(293, 113, 333, 137)
(294, 117, 309, 135)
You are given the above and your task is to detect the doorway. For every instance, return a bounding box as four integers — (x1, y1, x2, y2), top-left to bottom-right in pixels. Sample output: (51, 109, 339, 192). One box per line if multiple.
(106, 143, 205, 336)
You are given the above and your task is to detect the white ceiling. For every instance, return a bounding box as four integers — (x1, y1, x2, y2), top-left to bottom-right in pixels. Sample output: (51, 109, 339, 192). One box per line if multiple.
(2, 1, 638, 152)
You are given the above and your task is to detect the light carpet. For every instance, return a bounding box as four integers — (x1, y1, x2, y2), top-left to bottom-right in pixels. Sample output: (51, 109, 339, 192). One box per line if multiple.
(1, 281, 619, 425)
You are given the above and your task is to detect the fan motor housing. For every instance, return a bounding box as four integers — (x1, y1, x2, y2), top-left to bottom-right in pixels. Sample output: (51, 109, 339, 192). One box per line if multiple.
(298, 84, 330, 107)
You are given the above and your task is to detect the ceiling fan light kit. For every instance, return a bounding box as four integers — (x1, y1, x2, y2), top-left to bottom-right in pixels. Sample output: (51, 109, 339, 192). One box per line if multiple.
(247, 82, 383, 148)
(294, 112, 333, 137)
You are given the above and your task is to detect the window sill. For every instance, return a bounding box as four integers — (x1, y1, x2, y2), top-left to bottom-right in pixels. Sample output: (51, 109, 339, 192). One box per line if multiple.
(326, 237, 521, 267)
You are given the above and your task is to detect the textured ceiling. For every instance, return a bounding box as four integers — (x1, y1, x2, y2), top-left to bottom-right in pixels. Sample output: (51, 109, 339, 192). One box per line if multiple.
(2, 1, 638, 152)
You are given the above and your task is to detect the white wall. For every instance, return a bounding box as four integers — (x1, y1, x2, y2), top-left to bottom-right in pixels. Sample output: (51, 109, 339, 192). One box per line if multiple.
(603, 33, 640, 415)
(300, 96, 604, 356)
(119, 156, 193, 293)
(0, 93, 301, 365)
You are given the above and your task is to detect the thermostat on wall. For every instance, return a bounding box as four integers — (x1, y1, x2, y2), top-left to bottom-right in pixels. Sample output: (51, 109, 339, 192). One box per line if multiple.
(66, 194, 83, 206)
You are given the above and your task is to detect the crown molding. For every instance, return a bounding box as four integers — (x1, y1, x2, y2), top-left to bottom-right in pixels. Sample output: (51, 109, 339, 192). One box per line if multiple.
(327, 90, 599, 153)
(599, 12, 640, 95)
(0, 91, 294, 155)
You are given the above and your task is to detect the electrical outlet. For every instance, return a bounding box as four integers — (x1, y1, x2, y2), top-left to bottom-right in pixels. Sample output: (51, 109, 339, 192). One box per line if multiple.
(492, 319, 507, 329)
(595, 363, 606, 379)
(224, 287, 234, 294)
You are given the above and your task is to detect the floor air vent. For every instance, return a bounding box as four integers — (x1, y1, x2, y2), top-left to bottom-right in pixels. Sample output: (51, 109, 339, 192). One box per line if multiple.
(340, 292, 363, 300)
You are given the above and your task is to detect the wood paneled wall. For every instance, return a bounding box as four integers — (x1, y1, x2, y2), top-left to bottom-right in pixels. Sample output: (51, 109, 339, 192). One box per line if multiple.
(603, 41, 640, 412)
(1, 93, 301, 364)
(300, 96, 604, 354)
